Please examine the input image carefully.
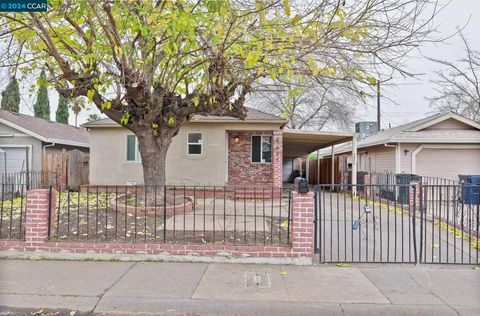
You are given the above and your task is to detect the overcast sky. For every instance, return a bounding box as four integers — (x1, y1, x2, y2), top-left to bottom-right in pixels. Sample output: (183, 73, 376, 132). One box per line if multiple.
(357, 0, 480, 129)
(2, 0, 479, 128)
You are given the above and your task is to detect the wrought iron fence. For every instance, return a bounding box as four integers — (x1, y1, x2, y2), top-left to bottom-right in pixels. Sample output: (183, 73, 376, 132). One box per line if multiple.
(49, 185, 291, 246)
(0, 184, 27, 240)
(314, 183, 479, 265)
(0, 171, 59, 190)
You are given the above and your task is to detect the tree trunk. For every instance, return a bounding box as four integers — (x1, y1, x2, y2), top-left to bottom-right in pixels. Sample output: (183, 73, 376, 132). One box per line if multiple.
(136, 128, 174, 187)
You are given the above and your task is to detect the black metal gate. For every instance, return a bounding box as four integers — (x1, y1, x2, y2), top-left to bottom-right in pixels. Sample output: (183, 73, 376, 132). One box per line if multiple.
(314, 184, 479, 265)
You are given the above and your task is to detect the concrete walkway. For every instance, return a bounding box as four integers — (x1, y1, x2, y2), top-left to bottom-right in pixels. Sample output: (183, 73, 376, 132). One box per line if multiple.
(0, 260, 479, 316)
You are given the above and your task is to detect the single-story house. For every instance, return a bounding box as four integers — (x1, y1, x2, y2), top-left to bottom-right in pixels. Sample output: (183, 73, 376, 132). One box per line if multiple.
(0, 109, 89, 176)
(83, 108, 355, 187)
(321, 112, 480, 182)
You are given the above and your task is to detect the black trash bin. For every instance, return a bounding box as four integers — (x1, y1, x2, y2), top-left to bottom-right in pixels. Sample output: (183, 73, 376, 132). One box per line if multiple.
(458, 175, 480, 205)
(396, 174, 421, 205)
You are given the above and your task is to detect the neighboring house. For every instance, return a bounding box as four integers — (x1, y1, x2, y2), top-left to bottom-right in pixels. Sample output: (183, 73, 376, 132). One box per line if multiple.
(83, 108, 286, 186)
(323, 112, 480, 182)
(0, 109, 89, 175)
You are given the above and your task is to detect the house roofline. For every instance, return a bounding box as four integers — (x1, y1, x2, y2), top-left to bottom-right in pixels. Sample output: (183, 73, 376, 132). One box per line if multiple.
(0, 117, 48, 142)
(83, 119, 286, 128)
(406, 112, 480, 131)
(0, 117, 90, 148)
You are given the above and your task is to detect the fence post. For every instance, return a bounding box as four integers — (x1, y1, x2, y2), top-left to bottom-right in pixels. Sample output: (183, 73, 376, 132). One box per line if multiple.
(25, 189, 55, 249)
(409, 181, 421, 264)
(291, 191, 315, 261)
(364, 173, 371, 198)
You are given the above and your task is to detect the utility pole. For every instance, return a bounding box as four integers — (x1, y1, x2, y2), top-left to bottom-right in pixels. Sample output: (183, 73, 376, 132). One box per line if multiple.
(377, 79, 381, 131)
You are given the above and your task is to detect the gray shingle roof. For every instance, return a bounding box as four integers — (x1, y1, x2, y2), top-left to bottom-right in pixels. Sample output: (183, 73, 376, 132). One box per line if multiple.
(319, 111, 480, 156)
(359, 112, 480, 147)
(0, 109, 89, 147)
(82, 107, 285, 127)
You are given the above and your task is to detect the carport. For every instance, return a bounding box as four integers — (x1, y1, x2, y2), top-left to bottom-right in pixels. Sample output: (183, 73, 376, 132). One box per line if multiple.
(282, 129, 357, 192)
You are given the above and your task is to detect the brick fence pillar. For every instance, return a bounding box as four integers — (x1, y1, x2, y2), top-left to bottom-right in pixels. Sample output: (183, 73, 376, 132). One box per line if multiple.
(291, 191, 314, 259)
(272, 130, 283, 188)
(25, 189, 54, 249)
(409, 181, 421, 211)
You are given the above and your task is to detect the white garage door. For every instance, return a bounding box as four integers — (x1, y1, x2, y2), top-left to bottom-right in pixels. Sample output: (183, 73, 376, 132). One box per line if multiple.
(416, 148, 480, 181)
(0, 147, 28, 173)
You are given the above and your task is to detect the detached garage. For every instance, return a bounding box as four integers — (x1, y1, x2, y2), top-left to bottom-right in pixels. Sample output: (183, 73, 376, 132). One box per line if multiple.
(329, 112, 480, 182)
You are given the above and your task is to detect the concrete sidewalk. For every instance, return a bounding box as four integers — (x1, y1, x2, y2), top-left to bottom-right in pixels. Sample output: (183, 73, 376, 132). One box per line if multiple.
(0, 260, 479, 315)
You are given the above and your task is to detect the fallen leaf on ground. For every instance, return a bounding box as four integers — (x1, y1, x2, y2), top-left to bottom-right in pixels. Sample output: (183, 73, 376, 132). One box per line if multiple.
(280, 271, 288, 276)
(336, 263, 352, 267)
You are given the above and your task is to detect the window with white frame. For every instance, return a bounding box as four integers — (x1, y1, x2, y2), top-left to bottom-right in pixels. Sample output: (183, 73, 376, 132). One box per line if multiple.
(187, 132, 203, 155)
(126, 135, 141, 161)
(251, 135, 272, 163)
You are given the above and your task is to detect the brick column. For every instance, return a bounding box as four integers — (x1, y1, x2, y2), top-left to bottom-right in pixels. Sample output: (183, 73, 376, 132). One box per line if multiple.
(272, 129, 283, 188)
(291, 191, 314, 258)
(409, 181, 421, 211)
(25, 189, 53, 249)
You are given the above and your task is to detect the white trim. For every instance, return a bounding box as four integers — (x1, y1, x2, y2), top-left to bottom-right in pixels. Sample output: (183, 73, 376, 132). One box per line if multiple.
(411, 144, 480, 174)
(351, 136, 357, 196)
(0, 144, 33, 173)
(186, 132, 203, 156)
(406, 112, 480, 132)
(0, 118, 89, 148)
(390, 138, 480, 143)
(125, 135, 141, 162)
(251, 134, 272, 164)
(331, 145, 335, 186)
(0, 117, 48, 142)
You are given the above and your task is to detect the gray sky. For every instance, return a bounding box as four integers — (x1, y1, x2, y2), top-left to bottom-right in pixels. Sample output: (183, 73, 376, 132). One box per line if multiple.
(2, 0, 479, 128)
(357, 0, 480, 129)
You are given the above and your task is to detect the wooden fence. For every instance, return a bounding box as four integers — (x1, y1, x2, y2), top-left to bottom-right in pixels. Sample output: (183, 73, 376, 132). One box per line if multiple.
(42, 149, 89, 190)
(307, 157, 341, 185)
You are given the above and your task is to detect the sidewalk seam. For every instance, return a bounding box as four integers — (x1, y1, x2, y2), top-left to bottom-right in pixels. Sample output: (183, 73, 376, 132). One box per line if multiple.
(91, 262, 137, 313)
(191, 262, 209, 298)
(358, 268, 394, 305)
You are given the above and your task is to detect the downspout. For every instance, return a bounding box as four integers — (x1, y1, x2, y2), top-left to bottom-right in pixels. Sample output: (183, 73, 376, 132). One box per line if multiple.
(384, 143, 401, 174)
(43, 142, 55, 155)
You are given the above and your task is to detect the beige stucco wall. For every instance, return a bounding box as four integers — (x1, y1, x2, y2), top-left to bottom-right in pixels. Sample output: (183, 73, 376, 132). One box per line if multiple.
(88, 121, 281, 186)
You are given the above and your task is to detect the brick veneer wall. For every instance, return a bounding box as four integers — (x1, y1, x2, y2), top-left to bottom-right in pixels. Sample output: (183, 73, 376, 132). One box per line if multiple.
(272, 130, 283, 188)
(0, 189, 314, 263)
(228, 130, 282, 186)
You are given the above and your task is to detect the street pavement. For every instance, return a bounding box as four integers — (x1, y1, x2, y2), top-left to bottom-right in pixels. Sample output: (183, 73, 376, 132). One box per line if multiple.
(0, 259, 479, 315)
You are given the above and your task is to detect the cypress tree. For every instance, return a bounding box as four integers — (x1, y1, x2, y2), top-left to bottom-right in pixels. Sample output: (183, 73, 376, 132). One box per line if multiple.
(33, 70, 50, 120)
(1, 77, 20, 113)
(55, 94, 69, 124)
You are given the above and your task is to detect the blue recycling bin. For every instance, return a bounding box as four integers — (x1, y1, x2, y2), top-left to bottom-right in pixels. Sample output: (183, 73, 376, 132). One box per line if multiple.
(458, 175, 480, 205)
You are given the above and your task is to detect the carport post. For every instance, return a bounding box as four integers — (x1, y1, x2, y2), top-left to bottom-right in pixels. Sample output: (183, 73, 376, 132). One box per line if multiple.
(352, 136, 357, 196)
(331, 145, 335, 191)
(305, 155, 309, 182)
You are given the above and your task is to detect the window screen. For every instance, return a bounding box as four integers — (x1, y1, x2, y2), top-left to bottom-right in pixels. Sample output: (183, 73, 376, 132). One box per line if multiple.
(187, 132, 202, 155)
(251, 135, 272, 163)
(126, 135, 137, 161)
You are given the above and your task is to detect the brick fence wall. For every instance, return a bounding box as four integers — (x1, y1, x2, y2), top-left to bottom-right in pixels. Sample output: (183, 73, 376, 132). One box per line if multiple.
(0, 189, 315, 264)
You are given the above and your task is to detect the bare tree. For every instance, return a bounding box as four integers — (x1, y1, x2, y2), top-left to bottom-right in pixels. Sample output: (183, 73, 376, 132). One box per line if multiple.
(250, 79, 357, 130)
(428, 33, 480, 121)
